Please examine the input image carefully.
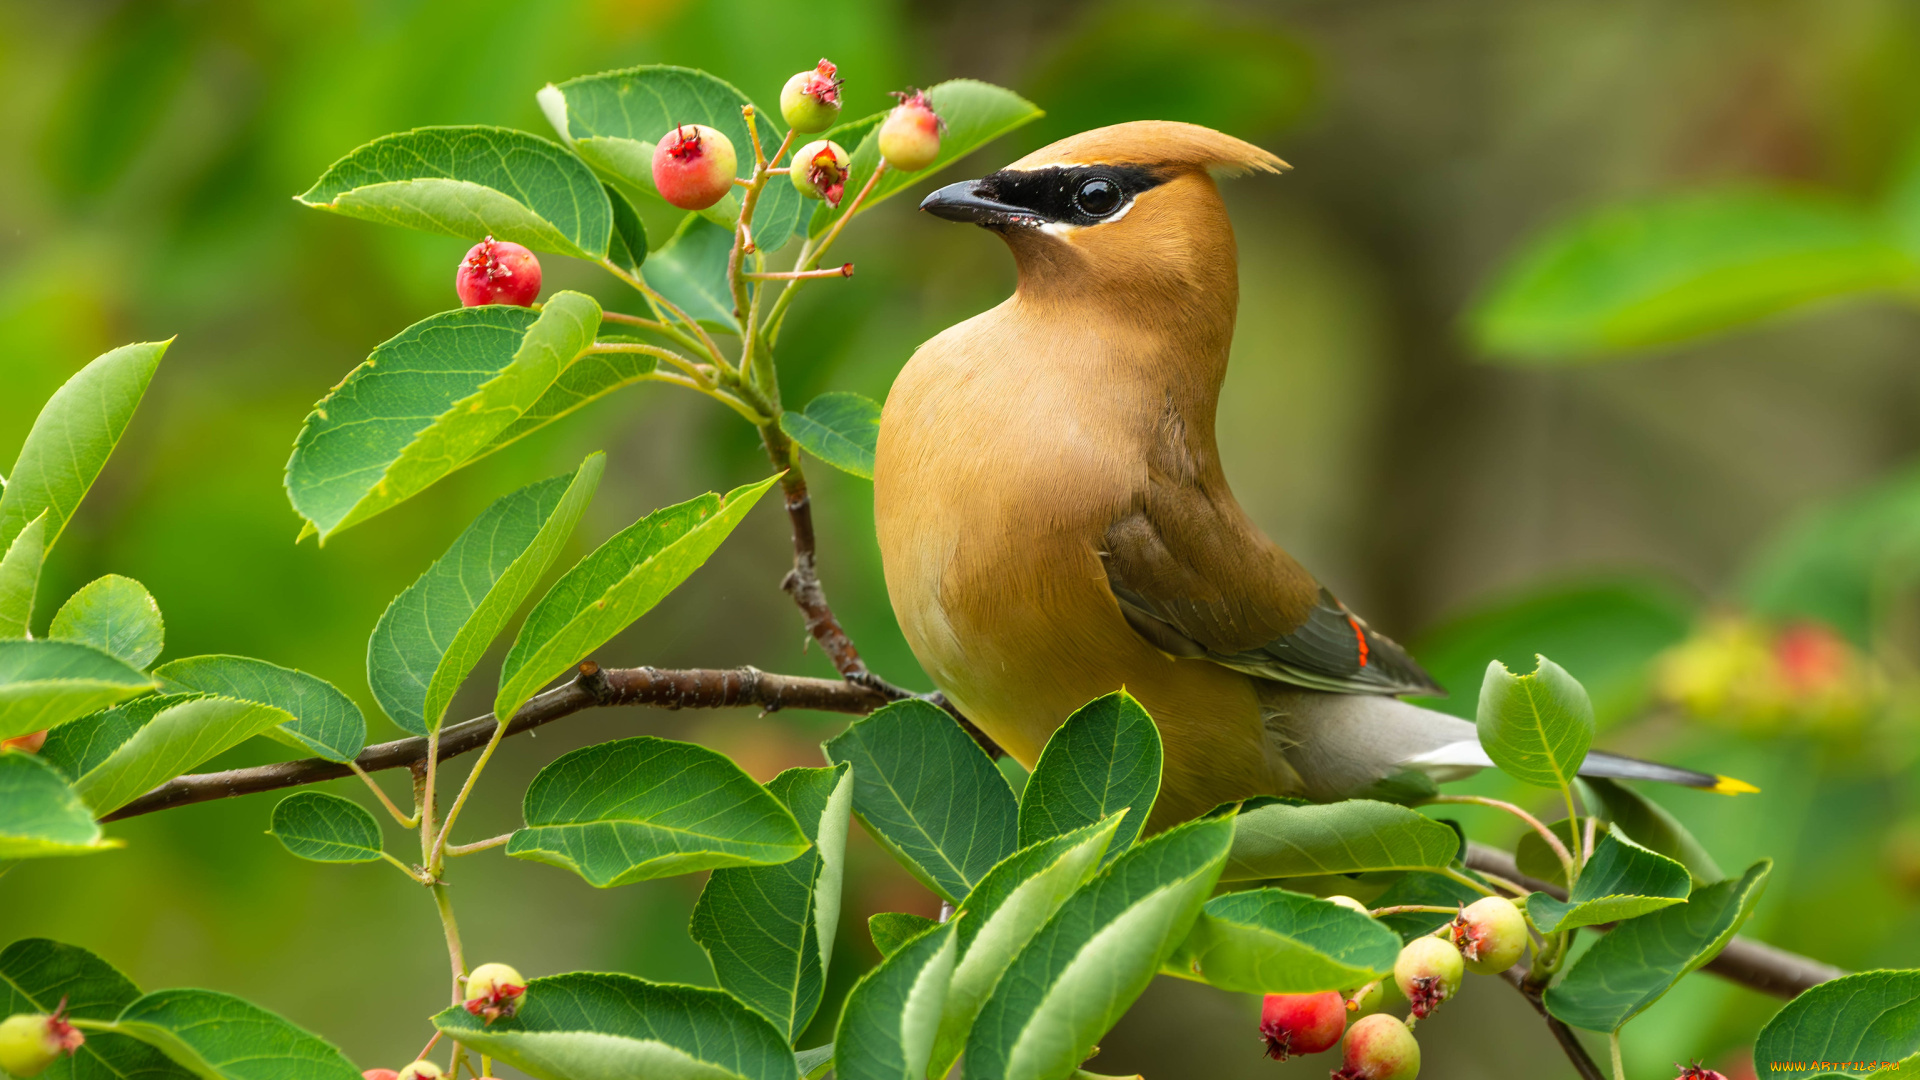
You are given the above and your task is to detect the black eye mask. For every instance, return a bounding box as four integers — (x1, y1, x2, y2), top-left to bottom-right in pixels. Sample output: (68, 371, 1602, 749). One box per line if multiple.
(920, 165, 1171, 229)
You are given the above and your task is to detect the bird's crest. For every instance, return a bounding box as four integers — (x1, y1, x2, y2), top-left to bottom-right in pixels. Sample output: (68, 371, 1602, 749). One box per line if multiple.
(1007, 121, 1289, 179)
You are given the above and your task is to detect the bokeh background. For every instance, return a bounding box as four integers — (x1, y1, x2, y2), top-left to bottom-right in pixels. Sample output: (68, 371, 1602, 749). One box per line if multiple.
(5, 0, 1920, 1076)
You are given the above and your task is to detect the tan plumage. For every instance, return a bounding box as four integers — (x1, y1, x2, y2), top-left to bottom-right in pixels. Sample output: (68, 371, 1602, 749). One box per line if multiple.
(876, 121, 1738, 829)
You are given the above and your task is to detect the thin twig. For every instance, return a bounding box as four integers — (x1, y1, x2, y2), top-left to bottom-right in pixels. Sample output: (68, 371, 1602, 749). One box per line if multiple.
(745, 265, 853, 281)
(446, 833, 513, 857)
(1434, 794, 1577, 885)
(102, 664, 891, 821)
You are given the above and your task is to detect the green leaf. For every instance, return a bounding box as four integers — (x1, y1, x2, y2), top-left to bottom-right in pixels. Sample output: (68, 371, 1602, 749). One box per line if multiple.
(546, 66, 803, 243)
(268, 791, 384, 863)
(1471, 190, 1920, 361)
(108, 988, 360, 1080)
(690, 763, 854, 1044)
(432, 971, 801, 1080)
(1164, 888, 1402, 994)
(0, 752, 122, 859)
(0, 938, 192, 1080)
(0, 513, 47, 639)
(39, 693, 291, 815)
(931, 816, 1123, 1079)
(477, 348, 659, 458)
(779, 394, 881, 481)
(963, 816, 1232, 1080)
(1524, 831, 1691, 933)
(1753, 970, 1920, 1079)
(1581, 777, 1723, 885)
(644, 215, 739, 332)
(1368, 871, 1489, 942)
(868, 913, 938, 959)
(1017, 690, 1160, 861)
(1223, 799, 1461, 881)
(495, 474, 777, 722)
(50, 576, 164, 669)
(285, 293, 603, 540)
(793, 1045, 833, 1080)
(297, 126, 612, 259)
(368, 456, 603, 735)
(1545, 859, 1771, 1031)
(0, 342, 166, 557)
(153, 655, 366, 764)
(1475, 655, 1594, 790)
(605, 184, 649, 273)
(832, 922, 957, 1080)
(823, 699, 1020, 905)
(0, 639, 156, 741)
(508, 735, 808, 887)
(809, 81, 1043, 237)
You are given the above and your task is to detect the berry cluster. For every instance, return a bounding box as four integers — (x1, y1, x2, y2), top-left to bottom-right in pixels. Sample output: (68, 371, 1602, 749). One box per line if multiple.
(1257, 895, 1529, 1078)
(447, 59, 945, 309)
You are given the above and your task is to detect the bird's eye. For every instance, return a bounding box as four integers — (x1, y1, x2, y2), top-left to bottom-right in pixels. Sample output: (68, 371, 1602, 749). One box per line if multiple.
(1075, 177, 1121, 217)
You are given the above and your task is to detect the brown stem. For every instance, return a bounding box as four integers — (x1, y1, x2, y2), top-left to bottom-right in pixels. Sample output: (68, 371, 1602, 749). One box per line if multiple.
(759, 434, 871, 683)
(1501, 966, 1608, 1080)
(102, 663, 891, 821)
(1464, 842, 1846, 998)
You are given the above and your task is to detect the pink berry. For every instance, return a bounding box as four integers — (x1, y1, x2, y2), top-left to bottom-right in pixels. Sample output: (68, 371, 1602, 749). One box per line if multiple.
(1258, 991, 1346, 1060)
(780, 59, 843, 134)
(1393, 936, 1463, 1019)
(455, 238, 541, 307)
(1333, 1014, 1420, 1080)
(1448, 896, 1528, 975)
(2, 730, 48, 753)
(363, 1071, 399, 1080)
(651, 124, 737, 211)
(790, 140, 851, 207)
(877, 89, 942, 172)
(1676, 1065, 1730, 1080)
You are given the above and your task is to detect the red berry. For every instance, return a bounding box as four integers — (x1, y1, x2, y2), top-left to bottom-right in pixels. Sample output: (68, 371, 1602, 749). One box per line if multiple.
(1333, 1014, 1420, 1080)
(651, 124, 737, 211)
(463, 962, 526, 1024)
(1448, 896, 1528, 975)
(1392, 936, 1463, 1019)
(455, 238, 541, 307)
(878, 89, 942, 172)
(1677, 1064, 1730, 1080)
(363, 1070, 400, 1080)
(2, 730, 48, 753)
(780, 59, 843, 134)
(1258, 991, 1346, 1060)
(790, 140, 851, 207)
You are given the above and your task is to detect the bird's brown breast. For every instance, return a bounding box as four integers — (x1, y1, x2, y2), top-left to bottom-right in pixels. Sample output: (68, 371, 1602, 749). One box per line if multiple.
(874, 297, 1288, 826)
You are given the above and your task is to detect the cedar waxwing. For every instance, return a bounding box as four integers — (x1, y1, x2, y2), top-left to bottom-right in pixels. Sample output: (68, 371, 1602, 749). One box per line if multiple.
(873, 121, 1752, 829)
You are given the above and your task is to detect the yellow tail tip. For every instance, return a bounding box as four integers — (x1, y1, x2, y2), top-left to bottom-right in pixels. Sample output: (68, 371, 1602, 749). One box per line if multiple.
(1711, 775, 1761, 795)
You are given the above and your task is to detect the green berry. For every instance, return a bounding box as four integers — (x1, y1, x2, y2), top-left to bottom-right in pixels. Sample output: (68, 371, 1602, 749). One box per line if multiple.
(463, 963, 526, 1024)
(1449, 896, 1528, 975)
(1392, 935, 1464, 1018)
(877, 89, 942, 172)
(0, 1008, 83, 1079)
(396, 1061, 443, 1080)
(779, 60, 842, 134)
(789, 140, 851, 207)
(1333, 1014, 1420, 1080)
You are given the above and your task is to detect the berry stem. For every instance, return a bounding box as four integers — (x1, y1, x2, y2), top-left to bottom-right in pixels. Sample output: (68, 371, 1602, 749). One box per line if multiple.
(744, 265, 851, 280)
(417, 1032, 442, 1062)
(430, 882, 467, 1000)
(764, 162, 888, 343)
(1438, 865, 1498, 898)
(445, 833, 512, 857)
(1433, 794, 1578, 886)
(1370, 904, 1461, 917)
(350, 761, 420, 828)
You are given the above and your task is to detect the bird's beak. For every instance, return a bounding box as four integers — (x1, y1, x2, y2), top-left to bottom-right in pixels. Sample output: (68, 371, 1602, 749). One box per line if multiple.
(920, 179, 1038, 228)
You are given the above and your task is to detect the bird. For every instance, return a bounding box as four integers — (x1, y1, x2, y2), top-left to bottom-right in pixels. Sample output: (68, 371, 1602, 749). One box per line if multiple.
(872, 120, 1753, 830)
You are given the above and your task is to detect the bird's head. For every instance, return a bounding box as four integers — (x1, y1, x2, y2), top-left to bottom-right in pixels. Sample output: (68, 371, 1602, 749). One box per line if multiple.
(920, 121, 1287, 311)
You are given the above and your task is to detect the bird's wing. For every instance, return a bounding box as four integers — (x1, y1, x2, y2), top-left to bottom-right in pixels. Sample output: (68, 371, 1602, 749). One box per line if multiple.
(1101, 484, 1444, 697)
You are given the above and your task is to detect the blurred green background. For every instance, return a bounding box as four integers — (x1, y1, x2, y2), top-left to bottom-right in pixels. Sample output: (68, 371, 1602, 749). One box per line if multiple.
(5, 0, 1920, 1076)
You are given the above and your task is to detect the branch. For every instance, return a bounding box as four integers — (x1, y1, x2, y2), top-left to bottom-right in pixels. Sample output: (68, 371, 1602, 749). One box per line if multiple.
(1500, 965, 1608, 1080)
(102, 663, 891, 822)
(1464, 843, 1845, 999)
